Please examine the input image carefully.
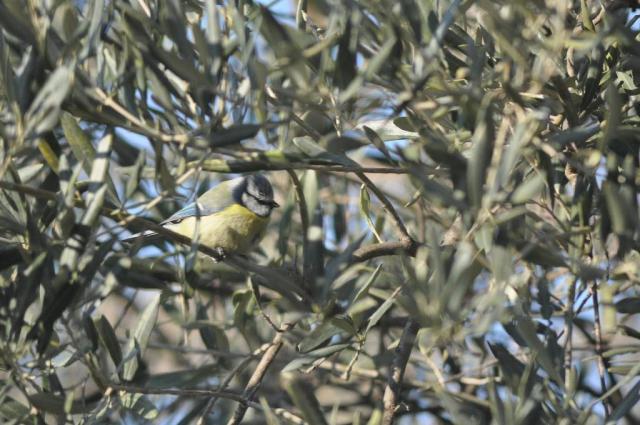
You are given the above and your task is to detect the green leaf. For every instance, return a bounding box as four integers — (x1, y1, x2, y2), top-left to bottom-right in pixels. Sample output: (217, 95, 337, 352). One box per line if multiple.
(340, 33, 397, 103)
(510, 172, 546, 204)
(360, 185, 382, 243)
(28, 393, 92, 415)
(196, 306, 229, 352)
(282, 344, 350, 373)
(25, 62, 75, 139)
(352, 265, 383, 305)
(365, 288, 400, 335)
(122, 293, 161, 381)
(284, 378, 329, 425)
(60, 113, 96, 175)
(580, 0, 595, 32)
(466, 100, 494, 209)
(362, 126, 395, 163)
(615, 298, 640, 314)
(95, 315, 123, 367)
(297, 321, 344, 353)
(0, 397, 29, 421)
(511, 315, 563, 384)
(607, 380, 640, 424)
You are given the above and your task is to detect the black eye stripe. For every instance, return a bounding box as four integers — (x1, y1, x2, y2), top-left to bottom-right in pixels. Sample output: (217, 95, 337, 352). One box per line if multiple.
(247, 192, 270, 205)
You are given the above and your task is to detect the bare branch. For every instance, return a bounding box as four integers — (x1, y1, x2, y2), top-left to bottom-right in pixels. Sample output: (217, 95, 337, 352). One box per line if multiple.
(351, 239, 418, 263)
(382, 319, 420, 425)
(227, 323, 295, 425)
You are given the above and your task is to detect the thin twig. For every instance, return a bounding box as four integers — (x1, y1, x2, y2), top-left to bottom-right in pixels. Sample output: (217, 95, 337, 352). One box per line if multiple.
(564, 277, 577, 397)
(382, 319, 419, 425)
(193, 159, 410, 174)
(109, 383, 305, 424)
(589, 280, 610, 416)
(197, 343, 272, 425)
(227, 322, 295, 425)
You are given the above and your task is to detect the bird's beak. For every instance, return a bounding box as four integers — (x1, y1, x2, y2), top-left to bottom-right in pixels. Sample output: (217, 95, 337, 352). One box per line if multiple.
(270, 200, 280, 208)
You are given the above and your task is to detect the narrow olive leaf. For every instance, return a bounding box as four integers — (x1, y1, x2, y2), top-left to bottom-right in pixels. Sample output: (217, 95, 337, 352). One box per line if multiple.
(580, 0, 596, 33)
(260, 397, 282, 425)
(80, 0, 105, 59)
(81, 185, 107, 227)
(229, 260, 310, 310)
(0, 397, 30, 421)
(619, 325, 640, 340)
(297, 321, 344, 353)
(125, 150, 146, 198)
(24, 62, 75, 139)
(302, 170, 319, 223)
(277, 191, 295, 257)
(548, 122, 599, 148)
(601, 82, 622, 150)
(147, 365, 221, 388)
(86, 133, 113, 203)
(340, 34, 397, 103)
(466, 101, 494, 209)
(360, 185, 383, 243)
(257, 6, 309, 88)
(512, 315, 563, 384)
(306, 205, 325, 285)
(362, 126, 396, 163)
(196, 306, 229, 352)
(122, 293, 161, 381)
(282, 344, 351, 372)
(120, 393, 159, 421)
(282, 357, 315, 373)
(206, 123, 261, 148)
(352, 264, 383, 305)
(366, 409, 383, 425)
(497, 120, 536, 188)
(488, 343, 528, 390)
(365, 287, 400, 335)
(28, 393, 92, 415)
(334, 19, 356, 90)
(615, 298, 640, 314)
(159, 0, 194, 65)
(204, 0, 223, 77)
(292, 136, 357, 167)
(443, 242, 482, 316)
(510, 172, 546, 204)
(357, 120, 419, 141)
(95, 315, 123, 367)
(37, 138, 60, 173)
(61, 112, 96, 174)
(537, 279, 553, 321)
(329, 316, 357, 336)
(606, 380, 640, 424)
(0, 2, 35, 45)
(284, 378, 329, 425)
(602, 181, 633, 236)
(580, 47, 604, 111)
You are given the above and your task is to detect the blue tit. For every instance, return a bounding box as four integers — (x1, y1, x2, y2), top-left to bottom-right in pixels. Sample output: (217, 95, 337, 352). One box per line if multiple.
(127, 174, 279, 255)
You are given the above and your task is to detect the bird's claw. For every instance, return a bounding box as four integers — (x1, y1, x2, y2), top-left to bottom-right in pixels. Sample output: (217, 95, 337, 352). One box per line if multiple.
(213, 247, 227, 262)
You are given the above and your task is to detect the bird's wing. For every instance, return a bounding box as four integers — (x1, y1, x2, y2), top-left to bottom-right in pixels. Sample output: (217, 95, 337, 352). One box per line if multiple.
(160, 178, 240, 225)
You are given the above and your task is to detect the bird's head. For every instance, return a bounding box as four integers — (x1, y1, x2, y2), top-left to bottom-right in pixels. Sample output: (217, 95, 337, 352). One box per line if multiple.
(240, 174, 279, 217)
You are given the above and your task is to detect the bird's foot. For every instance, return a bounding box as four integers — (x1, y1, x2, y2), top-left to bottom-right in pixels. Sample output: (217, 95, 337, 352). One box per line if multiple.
(213, 247, 227, 262)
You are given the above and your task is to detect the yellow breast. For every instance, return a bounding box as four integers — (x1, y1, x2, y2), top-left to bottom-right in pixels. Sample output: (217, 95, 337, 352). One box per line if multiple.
(165, 204, 270, 254)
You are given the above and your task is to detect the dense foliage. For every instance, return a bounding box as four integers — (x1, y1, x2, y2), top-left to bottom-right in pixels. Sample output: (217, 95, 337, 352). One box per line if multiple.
(1, 0, 640, 423)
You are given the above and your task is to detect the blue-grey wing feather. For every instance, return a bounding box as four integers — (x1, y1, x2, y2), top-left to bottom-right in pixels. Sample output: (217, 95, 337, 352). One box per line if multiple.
(159, 178, 241, 225)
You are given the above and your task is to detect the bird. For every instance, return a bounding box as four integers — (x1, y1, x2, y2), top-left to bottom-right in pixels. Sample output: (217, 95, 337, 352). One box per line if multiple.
(126, 174, 279, 257)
